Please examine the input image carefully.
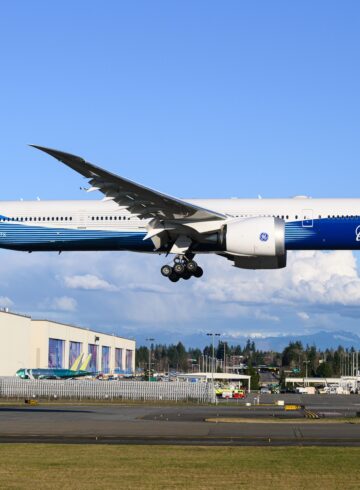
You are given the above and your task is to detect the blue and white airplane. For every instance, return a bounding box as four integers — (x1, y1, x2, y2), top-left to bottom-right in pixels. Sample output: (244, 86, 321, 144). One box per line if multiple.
(0, 145, 359, 282)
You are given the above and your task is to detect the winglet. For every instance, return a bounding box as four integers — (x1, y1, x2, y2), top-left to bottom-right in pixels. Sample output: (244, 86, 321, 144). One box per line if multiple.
(29, 144, 86, 165)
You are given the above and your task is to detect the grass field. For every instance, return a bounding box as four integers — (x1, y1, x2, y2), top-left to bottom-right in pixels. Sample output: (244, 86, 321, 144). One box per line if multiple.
(0, 445, 359, 489)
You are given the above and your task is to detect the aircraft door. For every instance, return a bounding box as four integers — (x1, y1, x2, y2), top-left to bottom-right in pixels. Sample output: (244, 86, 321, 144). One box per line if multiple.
(302, 209, 313, 228)
(77, 210, 87, 229)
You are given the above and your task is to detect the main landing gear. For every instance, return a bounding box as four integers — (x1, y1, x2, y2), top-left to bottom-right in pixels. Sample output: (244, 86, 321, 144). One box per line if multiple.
(160, 257, 203, 282)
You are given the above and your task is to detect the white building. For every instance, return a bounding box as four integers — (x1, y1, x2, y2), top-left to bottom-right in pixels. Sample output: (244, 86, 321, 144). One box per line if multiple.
(0, 310, 135, 376)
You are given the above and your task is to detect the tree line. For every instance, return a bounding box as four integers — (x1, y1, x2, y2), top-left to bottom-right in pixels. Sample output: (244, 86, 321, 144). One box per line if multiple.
(136, 339, 359, 378)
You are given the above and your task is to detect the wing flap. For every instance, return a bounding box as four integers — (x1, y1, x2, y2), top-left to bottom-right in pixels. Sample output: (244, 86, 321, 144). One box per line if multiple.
(30, 145, 226, 222)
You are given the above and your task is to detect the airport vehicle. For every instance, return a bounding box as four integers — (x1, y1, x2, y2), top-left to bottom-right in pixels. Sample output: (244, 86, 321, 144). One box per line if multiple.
(295, 386, 316, 394)
(260, 387, 271, 394)
(16, 353, 92, 380)
(2, 145, 360, 281)
(233, 389, 246, 399)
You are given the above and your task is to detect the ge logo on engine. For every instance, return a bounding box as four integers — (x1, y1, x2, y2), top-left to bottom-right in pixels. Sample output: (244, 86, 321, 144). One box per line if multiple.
(356, 226, 360, 242)
(259, 232, 269, 242)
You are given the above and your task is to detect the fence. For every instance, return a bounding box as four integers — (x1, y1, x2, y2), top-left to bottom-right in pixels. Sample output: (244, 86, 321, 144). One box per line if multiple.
(0, 377, 216, 403)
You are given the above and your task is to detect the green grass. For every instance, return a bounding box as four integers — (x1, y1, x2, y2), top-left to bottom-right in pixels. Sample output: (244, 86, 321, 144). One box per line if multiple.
(0, 445, 360, 489)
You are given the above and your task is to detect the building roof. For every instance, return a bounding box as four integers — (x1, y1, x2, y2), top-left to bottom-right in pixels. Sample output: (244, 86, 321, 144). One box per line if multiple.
(0, 309, 134, 343)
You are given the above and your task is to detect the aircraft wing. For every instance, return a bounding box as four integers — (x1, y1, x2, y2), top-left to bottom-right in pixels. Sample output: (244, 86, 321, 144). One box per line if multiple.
(30, 146, 226, 222)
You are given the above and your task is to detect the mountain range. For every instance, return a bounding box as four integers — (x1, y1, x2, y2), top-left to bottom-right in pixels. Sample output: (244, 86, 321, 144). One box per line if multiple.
(137, 330, 360, 351)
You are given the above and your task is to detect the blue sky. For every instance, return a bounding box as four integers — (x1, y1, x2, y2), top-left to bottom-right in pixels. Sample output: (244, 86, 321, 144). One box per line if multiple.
(1, 2, 360, 346)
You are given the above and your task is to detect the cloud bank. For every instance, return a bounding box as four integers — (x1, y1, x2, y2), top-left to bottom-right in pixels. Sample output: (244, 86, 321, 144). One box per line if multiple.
(0, 249, 360, 341)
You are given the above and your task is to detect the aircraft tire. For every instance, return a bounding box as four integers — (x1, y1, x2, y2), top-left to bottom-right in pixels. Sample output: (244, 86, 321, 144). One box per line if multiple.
(182, 270, 191, 280)
(193, 266, 203, 278)
(186, 260, 198, 272)
(161, 265, 173, 277)
(174, 263, 185, 275)
(169, 273, 180, 282)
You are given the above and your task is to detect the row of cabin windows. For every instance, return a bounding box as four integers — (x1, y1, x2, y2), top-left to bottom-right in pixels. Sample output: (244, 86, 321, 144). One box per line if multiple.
(91, 216, 131, 221)
(0, 216, 131, 222)
(2, 214, 360, 223)
(0, 216, 73, 222)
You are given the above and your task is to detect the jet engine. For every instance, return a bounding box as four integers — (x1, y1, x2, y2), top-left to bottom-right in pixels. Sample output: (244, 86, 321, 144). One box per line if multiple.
(220, 217, 285, 257)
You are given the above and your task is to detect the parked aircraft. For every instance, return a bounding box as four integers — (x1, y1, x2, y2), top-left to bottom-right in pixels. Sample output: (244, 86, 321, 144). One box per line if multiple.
(1, 145, 360, 282)
(16, 353, 93, 380)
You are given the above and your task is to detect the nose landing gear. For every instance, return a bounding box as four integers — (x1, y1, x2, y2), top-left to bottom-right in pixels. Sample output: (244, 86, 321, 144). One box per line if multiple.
(161, 256, 203, 282)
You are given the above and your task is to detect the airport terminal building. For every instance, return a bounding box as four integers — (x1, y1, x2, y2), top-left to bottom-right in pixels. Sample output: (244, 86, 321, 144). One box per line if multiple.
(0, 309, 135, 376)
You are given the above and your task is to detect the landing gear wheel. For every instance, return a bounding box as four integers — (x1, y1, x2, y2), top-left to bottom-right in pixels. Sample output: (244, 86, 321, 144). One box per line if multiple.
(182, 270, 191, 280)
(169, 273, 180, 282)
(186, 260, 198, 272)
(193, 266, 203, 278)
(161, 265, 173, 277)
(174, 263, 185, 275)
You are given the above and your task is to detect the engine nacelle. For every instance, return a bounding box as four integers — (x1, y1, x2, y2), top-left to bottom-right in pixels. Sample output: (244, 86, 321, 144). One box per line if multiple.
(221, 217, 285, 256)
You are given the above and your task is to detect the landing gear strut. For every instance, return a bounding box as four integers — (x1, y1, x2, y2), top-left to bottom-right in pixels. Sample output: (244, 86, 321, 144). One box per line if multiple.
(161, 256, 203, 282)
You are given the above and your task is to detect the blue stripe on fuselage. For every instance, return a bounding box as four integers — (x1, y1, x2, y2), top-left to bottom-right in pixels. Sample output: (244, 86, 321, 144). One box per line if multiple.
(285, 218, 360, 250)
(0, 222, 154, 252)
(1, 218, 360, 253)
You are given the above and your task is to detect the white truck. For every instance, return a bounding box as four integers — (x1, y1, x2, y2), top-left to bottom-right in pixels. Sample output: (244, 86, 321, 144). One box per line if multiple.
(295, 386, 316, 395)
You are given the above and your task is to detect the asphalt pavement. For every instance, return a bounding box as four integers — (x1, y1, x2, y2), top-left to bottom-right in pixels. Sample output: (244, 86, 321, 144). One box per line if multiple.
(0, 394, 360, 445)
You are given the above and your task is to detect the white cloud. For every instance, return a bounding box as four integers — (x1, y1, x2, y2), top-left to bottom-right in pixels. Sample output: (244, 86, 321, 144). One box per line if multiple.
(297, 312, 310, 321)
(2, 248, 360, 340)
(63, 274, 118, 291)
(51, 296, 77, 312)
(195, 251, 360, 308)
(0, 296, 14, 308)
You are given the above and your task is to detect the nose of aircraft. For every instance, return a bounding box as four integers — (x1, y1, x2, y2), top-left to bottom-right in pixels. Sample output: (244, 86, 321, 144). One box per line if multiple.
(16, 369, 26, 378)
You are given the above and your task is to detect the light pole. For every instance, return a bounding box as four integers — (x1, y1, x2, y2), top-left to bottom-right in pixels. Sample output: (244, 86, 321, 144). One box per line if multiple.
(303, 360, 310, 382)
(207, 333, 221, 382)
(146, 337, 155, 382)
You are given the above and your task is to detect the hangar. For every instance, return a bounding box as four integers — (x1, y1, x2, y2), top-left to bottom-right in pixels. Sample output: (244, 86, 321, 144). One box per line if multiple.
(0, 309, 135, 376)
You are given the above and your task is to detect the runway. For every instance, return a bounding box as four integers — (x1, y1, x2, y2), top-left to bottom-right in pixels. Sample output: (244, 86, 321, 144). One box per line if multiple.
(1, 394, 360, 446)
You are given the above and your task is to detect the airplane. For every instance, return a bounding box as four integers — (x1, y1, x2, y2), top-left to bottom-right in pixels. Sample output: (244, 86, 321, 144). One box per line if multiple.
(1, 145, 360, 282)
(16, 353, 93, 380)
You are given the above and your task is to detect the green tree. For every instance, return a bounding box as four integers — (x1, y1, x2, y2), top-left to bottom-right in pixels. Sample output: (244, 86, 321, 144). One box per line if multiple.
(282, 341, 303, 368)
(317, 362, 333, 378)
(245, 362, 260, 391)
